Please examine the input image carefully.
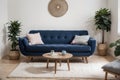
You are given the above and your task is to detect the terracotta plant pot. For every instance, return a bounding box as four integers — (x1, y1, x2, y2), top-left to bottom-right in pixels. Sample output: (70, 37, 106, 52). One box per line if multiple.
(9, 51, 20, 60)
(97, 43, 107, 56)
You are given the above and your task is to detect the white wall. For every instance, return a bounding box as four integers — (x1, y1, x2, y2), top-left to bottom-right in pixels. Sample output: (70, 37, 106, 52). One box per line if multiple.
(8, 0, 107, 43)
(0, 0, 8, 59)
(118, 0, 120, 34)
(107, 0, 120, 57)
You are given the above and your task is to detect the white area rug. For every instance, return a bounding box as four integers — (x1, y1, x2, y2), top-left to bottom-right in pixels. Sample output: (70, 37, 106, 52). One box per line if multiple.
(8, 56, 113, 79)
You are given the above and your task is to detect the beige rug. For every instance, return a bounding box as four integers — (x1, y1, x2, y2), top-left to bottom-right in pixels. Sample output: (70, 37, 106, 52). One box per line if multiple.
(8, 55, 113, 79)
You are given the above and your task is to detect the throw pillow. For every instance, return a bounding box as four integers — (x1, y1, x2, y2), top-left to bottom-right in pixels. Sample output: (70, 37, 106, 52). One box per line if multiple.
(27, 33, 44, 45)
(71, 35, 90, 45)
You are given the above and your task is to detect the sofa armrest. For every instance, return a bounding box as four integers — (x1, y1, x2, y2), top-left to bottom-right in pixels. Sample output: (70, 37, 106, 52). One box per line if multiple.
(23, 37, 29, 47)
(19, 37, 29, 54)
(88, 37, 96, 55)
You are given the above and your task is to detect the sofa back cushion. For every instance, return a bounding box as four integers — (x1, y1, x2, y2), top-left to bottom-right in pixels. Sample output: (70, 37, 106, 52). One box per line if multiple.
(29, 30, 88, 44)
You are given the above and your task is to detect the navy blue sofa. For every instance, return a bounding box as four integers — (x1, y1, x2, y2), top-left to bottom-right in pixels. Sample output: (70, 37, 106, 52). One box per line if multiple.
(19, 30, 96, 62)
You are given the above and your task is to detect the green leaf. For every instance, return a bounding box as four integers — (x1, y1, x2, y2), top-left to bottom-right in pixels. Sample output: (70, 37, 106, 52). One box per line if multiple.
(114, 49, 120, 56)
(116, 39, 120, 44)
(109, 43, 116, 47)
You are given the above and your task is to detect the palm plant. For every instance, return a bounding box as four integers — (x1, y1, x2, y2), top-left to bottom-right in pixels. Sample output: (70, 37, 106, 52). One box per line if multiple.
(95, 8, 111, 44)
(110, 39, 120, 56)
(7, 20, 21, 51)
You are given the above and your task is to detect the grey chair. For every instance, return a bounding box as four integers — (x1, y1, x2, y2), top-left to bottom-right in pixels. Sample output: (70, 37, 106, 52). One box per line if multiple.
(102, 60, 120, 80)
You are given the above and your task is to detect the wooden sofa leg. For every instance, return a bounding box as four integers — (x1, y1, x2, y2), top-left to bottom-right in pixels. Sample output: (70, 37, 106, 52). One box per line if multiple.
(105, 72, 108, 80)
(27, 56, 33, 62)
(81, 57, 84, 61)
(85, 57, 88, 63)
(82, 57, 88, 63)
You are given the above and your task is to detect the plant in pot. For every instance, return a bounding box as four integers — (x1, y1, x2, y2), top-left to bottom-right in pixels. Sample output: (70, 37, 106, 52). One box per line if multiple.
(110, 39, 120, 57)
(94, 8, 111, 56)
(7, 20, 21, 60)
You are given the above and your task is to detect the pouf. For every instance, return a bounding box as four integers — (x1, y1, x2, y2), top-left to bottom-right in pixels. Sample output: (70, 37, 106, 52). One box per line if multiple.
(102, 59, 120, 80)
(102, 60, 120, 74)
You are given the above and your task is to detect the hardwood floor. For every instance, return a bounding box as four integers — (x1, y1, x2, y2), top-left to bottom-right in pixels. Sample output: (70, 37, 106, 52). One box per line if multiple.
(0, 54, 114, 80)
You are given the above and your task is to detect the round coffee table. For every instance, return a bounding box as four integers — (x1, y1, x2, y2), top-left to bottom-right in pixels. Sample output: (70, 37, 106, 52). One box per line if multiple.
(43, 52, 73, 74)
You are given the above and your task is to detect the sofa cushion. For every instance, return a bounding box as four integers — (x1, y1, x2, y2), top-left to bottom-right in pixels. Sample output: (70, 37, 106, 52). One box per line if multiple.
(71, 35, 90, 45)
(27, 33, 44, 45)
(25, 44, 91, 52)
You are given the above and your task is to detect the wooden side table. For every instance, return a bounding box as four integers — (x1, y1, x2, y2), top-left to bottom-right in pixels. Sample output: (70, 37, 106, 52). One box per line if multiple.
(43, 52, 73, 74)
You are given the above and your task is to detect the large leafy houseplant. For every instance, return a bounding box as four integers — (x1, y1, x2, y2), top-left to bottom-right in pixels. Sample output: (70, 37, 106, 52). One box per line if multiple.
(7, 20, 21, 59)
(95, 8, 111, 44)
(94, 8, 111, 56)
(110, 39, 120, 56)
(8, 20, 21, 51)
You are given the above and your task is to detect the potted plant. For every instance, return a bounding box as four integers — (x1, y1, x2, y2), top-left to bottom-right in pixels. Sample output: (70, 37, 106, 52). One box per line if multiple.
(110, 39, 120, 57)
(7, 20, 21, 60)
(94, 8, 111, 56)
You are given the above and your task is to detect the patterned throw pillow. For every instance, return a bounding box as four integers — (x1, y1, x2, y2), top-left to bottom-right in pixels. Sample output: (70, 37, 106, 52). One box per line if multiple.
(71, 35, 90, 45)
(27, 33, 44, 45)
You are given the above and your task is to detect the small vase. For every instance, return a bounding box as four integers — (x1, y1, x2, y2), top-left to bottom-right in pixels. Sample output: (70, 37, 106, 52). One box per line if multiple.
(50, 50, 55, 56)
(62, 50, 66, 56)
